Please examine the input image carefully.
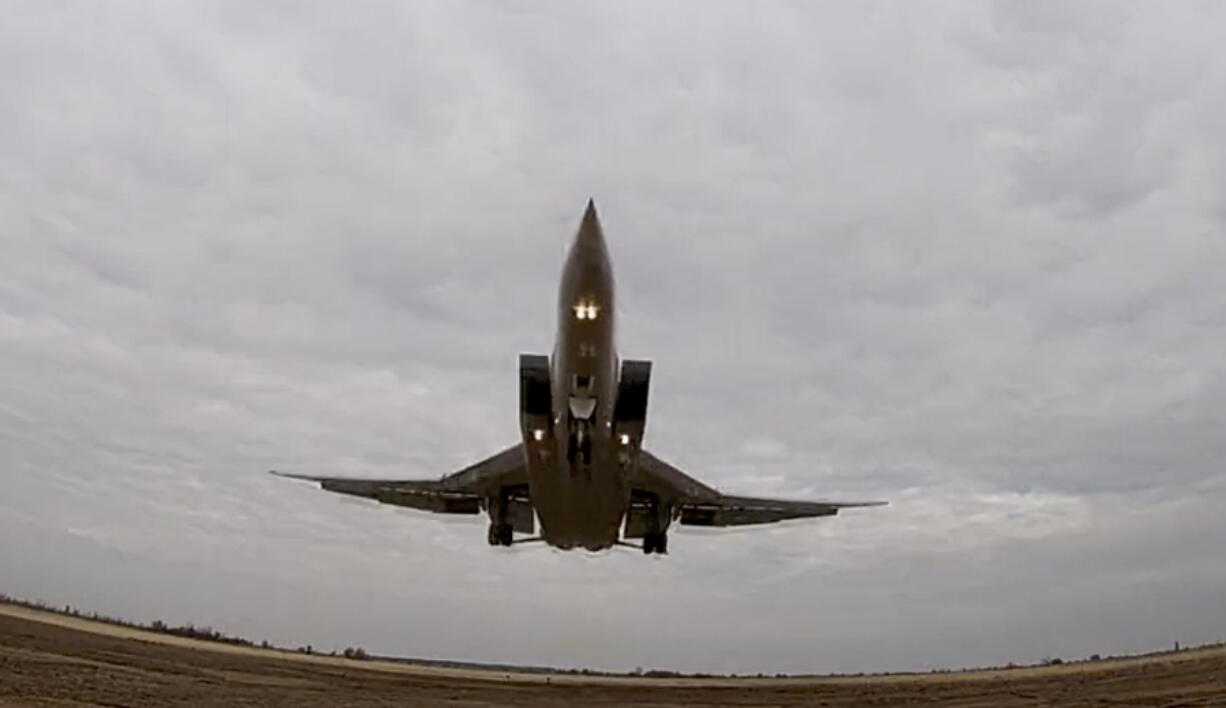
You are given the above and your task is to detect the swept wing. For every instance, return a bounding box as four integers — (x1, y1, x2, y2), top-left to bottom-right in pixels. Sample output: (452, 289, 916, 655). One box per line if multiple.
(631, 449, 885, 529)
(271, 443, 527, 520)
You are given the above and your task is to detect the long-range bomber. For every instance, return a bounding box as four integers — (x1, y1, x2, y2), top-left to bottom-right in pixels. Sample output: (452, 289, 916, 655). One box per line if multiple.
(274, 201, 885, 554)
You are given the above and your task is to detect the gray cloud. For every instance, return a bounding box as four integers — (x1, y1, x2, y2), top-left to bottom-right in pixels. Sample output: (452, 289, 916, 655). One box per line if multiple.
(2, 1, 1225, 673)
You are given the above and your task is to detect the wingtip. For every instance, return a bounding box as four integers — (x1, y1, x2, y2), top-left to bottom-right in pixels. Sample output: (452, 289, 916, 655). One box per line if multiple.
(269, 469, 310, 481)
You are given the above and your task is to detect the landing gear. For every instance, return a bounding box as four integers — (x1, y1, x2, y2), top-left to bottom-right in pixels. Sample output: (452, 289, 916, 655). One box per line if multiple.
(486, 488, 515, 547)
(645, 491, 670, 555)
(566, 419, 593, 466)
(642, 531, 668, 555)
(487, 522, 513, 547)
(625, 490, 672, 555)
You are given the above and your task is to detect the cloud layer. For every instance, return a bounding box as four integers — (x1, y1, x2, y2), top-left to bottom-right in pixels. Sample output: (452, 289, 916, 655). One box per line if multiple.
(2, 1, 1224, 673)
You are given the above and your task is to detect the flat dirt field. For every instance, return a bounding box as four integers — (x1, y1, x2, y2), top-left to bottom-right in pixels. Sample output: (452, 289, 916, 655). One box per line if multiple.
(1, 604, 1224, 707)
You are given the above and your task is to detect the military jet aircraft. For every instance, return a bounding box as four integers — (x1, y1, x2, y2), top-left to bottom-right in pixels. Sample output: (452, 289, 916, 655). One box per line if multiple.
(273, 201, 885, 554)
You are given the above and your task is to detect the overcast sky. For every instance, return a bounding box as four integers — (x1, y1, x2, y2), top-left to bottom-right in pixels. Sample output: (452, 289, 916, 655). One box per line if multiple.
(2, 1, 1225, 674)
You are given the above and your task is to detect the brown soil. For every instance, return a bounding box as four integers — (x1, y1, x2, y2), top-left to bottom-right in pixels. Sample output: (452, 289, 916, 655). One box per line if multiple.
(1, 604, 1223, 706)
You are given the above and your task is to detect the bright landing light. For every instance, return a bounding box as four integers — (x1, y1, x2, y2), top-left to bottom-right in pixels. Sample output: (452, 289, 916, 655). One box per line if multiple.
(533, 429, 546, 441)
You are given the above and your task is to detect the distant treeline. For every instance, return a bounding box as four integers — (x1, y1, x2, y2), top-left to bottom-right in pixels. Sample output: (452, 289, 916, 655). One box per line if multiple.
(1, 591, 1221, 678)
(0, 592, 366, 661)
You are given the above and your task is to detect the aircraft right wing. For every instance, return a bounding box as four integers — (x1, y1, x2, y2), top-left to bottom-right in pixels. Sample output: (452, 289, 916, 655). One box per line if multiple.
(630, 449, 886, 529)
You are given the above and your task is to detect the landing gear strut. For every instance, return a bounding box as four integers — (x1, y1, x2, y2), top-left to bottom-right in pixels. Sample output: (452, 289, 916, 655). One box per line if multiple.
(566, 419, 593, 466)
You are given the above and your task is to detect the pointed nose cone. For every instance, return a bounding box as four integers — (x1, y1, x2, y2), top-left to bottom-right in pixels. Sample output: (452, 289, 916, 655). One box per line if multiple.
(575, 198, 607, 253)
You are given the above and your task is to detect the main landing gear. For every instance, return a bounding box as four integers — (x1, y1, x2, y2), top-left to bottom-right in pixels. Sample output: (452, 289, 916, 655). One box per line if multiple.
(642, 531, 668, 555)
(487, 522, 513, 547)
(486, 489, 515, 547)
(639, 492, 670, 555)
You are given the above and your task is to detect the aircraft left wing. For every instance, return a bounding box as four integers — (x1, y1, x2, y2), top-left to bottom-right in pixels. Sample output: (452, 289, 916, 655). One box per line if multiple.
(270, 442, 528, 517)
(630, 449, 886, 529)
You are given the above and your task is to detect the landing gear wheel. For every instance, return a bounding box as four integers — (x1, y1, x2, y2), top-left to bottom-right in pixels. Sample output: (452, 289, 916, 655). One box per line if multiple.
(487, 523, 513, 547)
(642, 532, 668, 555)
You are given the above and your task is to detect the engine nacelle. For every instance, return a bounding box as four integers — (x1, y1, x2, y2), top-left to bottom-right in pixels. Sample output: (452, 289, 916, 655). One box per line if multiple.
(613, 359, 651, 470)
(613, 359, 650, 431)
(518, 352, 555, 477)
(519, 353, 551, 430)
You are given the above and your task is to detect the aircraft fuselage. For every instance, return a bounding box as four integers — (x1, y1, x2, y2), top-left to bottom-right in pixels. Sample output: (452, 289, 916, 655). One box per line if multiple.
(521, 203, 630, 550)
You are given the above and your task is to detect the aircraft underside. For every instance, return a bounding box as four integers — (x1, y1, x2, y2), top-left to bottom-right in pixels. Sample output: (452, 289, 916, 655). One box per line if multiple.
(271, 201, 884, 555)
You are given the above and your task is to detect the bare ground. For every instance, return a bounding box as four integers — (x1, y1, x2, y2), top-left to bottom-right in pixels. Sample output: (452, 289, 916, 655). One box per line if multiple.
(1, 604, 1223, 706)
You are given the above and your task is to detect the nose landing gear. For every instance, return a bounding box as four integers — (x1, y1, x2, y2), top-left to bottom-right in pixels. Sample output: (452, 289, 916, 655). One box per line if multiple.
(566, 419, 593, 466)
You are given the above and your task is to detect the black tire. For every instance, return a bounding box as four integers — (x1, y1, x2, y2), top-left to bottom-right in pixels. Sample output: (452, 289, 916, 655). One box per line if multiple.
(488, 523, 514, 547)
